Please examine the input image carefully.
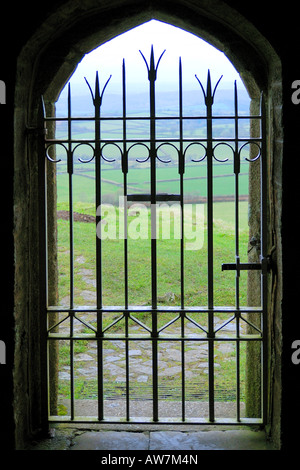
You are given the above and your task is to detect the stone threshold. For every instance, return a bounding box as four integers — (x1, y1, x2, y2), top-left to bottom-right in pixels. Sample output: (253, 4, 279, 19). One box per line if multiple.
(25, 425, 275, 450)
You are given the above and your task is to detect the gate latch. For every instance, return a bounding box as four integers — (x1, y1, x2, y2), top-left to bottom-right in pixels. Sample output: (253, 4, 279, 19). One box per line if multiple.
(222, 255, 270, 275)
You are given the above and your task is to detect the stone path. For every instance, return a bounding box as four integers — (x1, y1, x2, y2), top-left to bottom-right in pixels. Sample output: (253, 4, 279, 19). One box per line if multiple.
(56, 255, 249, 417)
(57, 309, 247, 417)
(58, 310, 240, 385)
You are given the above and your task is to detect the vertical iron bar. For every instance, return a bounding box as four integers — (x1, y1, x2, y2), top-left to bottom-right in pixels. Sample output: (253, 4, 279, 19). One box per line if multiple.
(125, 324, 130, 421)
(179, 58, 185, 421)
(205, 71, 215, 422)
(122, 60, 130, 420)
(93, 72, 104, 421)
(122, 59, 129, 309)
(234, 81, 240, 309)
(70, 324, 74, 420)
(234, 81, 241, 421)
(95, 73, 102, 310)
(148, 46, 158, 422)
(67, 84, 74, 310)
(67, 84, 75, 420)
(206, 71, 214, 309)
(179, 58, 185, 309)
(149, 47, 157, 310)
(260, 92, 268, 424)
(236, 323, 241, 422)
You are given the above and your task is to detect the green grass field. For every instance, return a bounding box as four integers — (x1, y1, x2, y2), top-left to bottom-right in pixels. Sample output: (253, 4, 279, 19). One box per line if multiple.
(56, 201, 249, 308)
(54, 159, 251, 410)
(57, 162, 249, 203)
(55, 149, 250, 307)
(55, 198, 250, 409)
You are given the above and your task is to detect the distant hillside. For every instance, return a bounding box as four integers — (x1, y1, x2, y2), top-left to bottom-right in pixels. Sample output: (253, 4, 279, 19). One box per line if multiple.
(56, 86, 250, 118)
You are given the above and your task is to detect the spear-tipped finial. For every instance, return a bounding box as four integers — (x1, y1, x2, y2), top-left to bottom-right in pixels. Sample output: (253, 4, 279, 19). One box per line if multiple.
(195, 69, 223, 106)
(85, 72, 112, 107)
(206, 69, 212, 101)
(139, 46, 166, 81)
(150, 44, 155, 72)
(95, 71, 100, 104)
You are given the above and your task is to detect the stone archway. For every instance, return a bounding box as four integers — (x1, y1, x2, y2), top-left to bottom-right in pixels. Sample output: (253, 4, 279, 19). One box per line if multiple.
(13, 0, 282, 449)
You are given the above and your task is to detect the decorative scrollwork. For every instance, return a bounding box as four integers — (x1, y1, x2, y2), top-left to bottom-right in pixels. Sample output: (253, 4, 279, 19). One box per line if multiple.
(102, 313, 125, 334)
(156, 142, 179, 164)
(45, 143, 64, 163)
(73, 142, 95, 163)
(213, 142, 233, 163)
(214, 314, 235, 334)
(127, 142, 151, 163)
(239, 141, 261, 162)
(101, 142, 122, 163)
(184, 142, 207, 162)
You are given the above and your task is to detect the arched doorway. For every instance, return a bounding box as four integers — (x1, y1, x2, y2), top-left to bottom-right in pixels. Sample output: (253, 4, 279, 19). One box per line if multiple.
(14, 0, 282, 448)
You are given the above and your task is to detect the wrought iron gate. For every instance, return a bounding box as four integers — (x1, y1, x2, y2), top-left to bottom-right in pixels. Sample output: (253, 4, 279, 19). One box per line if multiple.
(40, 47, 267, 425)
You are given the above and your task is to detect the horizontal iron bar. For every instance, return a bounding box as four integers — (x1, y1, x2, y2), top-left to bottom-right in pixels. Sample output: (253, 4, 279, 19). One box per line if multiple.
(222, 263, 261, 271)
(48, 415, 263, 425)
(127, 193, 181, 202)
(46, 137, 263, 144)
(47, 305, 263, 313)
(48, 334, 262, 341)
(45, 114, 262, 122)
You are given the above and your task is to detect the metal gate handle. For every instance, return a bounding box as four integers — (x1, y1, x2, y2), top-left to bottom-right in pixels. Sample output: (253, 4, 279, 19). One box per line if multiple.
(222, 256, 270, 274)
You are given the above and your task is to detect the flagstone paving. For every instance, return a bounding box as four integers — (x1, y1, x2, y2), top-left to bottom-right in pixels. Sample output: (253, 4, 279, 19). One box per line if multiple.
(25, 427, 275, 450)
(57, 312, 239, 384)
(56, 258, 251, 416)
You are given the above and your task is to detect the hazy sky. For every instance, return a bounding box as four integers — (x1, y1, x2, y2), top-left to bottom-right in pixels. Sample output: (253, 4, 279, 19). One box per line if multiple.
(65, 20, 244, 97)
